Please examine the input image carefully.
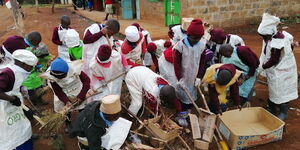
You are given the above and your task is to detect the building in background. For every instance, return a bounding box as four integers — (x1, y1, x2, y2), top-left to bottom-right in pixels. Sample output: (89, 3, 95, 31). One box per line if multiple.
(136, 0, 300, 27)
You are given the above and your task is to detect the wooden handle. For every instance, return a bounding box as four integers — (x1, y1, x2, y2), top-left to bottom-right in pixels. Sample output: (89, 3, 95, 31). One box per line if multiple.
(86, 72, 126, 99)
(197, 87, 226, 142)
(197, 86, 210, 111)
(180, 85, 201, 114)
(21, 104, 45, 126)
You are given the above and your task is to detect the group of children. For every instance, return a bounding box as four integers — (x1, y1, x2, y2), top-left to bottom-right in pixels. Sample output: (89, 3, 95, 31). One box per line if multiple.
(0, 12, 298, 150)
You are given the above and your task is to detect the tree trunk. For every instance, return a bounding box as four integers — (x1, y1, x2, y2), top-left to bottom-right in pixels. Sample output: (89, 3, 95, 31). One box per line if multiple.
(51, 0, 55, 13)
(35, 0, 39, 12)
(9, 0, 24, 36)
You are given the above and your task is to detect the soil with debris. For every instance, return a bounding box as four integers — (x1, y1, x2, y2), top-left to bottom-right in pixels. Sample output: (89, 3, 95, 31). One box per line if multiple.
(0, 6, 300, 150)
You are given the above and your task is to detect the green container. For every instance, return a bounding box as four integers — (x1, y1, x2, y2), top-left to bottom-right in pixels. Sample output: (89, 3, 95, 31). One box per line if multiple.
(164, 0, 181, 26)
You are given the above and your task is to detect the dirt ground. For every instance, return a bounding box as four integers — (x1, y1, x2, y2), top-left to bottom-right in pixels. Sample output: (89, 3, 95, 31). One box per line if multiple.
(0, 6, 300, 150)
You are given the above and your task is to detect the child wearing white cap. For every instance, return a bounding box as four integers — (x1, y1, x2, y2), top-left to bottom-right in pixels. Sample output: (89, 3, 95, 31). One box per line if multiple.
(0, 50, 38, 150)
(121, 26, 147, 67)
(64, 29, 83, 61)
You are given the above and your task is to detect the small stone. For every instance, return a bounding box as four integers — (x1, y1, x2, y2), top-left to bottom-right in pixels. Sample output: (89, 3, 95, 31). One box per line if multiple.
(220, 6, 227, 11)
(185, 128, 191, 133)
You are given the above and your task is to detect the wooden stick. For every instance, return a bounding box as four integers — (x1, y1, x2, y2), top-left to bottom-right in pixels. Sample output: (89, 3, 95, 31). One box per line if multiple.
(179, 85, 201, 115)
(197, 87, 227, 143)
(214, 135, 222, 150)
(121, 104, 173, 150)
(105, 34, 112, 48)
(21, 104, 45, 126)
(197, 86, 210, 110)
(130, 131, 165, 142)
(121, 104, 157, 136)
(24, 97, 41, 115)
(86, 72, 126, 99)
(160, 114, 174, 129)
(178, 135, 192, 150)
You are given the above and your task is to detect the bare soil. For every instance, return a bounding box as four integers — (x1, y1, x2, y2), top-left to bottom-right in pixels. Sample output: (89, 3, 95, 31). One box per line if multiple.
(0, 6, 300, 150)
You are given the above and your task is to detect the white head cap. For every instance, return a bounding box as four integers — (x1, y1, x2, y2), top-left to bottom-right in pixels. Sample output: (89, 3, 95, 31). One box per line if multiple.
(172, 25, 185, 42)
(100, 95, 121, 115)
(257, 13, 280, 35)
(65, 29, 80, 48)
(125, 26, 140, 42)
(12, 50, 38, 66)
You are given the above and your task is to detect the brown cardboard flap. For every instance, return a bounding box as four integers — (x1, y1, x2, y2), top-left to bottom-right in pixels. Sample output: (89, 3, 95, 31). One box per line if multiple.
(189, 114, 202, 139)
(194, 140, 209, 150)
(147, 116, 181, 141)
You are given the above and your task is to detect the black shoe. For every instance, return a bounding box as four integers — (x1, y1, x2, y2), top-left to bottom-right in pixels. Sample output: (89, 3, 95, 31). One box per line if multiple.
(277, 103, 289, 121)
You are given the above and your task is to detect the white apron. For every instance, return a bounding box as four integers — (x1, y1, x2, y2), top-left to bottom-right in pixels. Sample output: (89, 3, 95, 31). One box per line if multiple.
(258, 40, 267, 77)
(261, 31, 298, 104)
(153, 39, 166, 57)
(83, 24, 112, 78)
(141, 30, 152, 65)
(142, 30, 152, 44)
(125, 66, 163, 115)
(101, 117, 132, 150)
(174, 37, 206, 104)
(143, 52, 153, 66)
(0, 65, 32, 150)
(158, 53, 177, 86)
(42, 60, 87, 112)
(123, 36, 145, 64)
(89, 51, 125, 101)
(226, 34, 245, 47)
(77, 117, 132, 150)
(170, 25, 186, 45)
(57, 26, 70, 62)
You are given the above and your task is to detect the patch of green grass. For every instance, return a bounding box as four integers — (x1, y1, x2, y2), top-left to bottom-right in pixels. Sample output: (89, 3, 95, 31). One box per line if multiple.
(281, 14, 300, 25)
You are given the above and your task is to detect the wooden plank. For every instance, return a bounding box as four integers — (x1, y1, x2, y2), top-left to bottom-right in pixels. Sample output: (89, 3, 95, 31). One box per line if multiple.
(189, 114, 201, 139)
(194, 140, 209, 150)
(202, 114, 216, 142)
(198, 117, 205, 135)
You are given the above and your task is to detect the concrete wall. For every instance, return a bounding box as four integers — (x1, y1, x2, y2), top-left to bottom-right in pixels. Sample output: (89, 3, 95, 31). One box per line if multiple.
(139, 0, 165, 25)
(139, 0, 300, 27)
(181, 0, 300, 27)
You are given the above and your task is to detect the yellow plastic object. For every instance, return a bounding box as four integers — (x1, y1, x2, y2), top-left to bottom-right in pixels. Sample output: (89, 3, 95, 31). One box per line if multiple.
(219, 141, 229, 150)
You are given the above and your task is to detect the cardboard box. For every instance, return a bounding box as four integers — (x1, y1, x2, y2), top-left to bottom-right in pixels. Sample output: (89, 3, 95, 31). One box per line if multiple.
(147, 116, 181, 141)
(217, 107, 285, 150)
